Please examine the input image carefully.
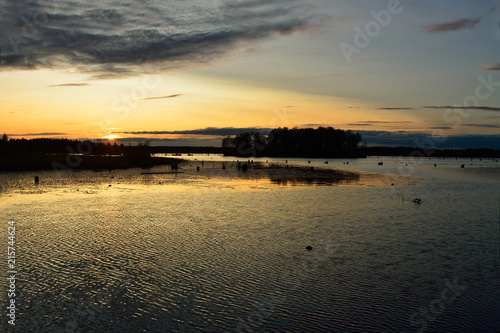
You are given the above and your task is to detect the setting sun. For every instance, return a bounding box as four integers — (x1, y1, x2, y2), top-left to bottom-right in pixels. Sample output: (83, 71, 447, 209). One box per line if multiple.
(104, 135, 118, 140)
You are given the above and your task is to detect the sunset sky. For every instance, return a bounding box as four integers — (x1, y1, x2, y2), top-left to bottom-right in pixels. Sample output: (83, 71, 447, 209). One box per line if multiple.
(1, 0, 499, 148)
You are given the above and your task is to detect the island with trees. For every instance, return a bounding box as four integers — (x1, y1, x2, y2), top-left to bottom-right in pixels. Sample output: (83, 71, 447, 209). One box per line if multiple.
(222, 127, 366, 158)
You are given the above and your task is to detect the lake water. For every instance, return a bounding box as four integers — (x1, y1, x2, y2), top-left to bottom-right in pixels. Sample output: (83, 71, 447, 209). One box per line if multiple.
(0, 156, 499, 332)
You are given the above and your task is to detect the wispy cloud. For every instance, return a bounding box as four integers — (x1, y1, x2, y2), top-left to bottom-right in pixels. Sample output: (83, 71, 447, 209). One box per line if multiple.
(48, 83, 90, 87)
(462, 123, 500, 128)
(139, 94, 183, 101)
(345, 123, 373, 126)
(424, 106, 500, 112)
(430, 126, 453, 130)
(0, 0, 327, 78)
(354, 120, 415, 124)
(423, 17, 481, 34)
(8, 132, 67, 136)
(345, 120, 415, 127)
(481, 63, 500, 71)
(114, 127, 272, 136)
(376, 107, 415, 110)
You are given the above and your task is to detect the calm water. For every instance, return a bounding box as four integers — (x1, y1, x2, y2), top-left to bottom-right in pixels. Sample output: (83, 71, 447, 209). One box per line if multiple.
(0, 157, 499, 332)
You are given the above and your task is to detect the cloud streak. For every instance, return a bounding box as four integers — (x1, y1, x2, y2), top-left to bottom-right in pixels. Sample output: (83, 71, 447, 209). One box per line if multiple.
(424, 106, 500, 112)
(48, 83, 90, 87)
(0, 0, 327, 78)
(376, 107, 415, 110)
(462, 124, 500, 128)
(8, 132, 67, 136)
(423, 17, 481, 34)
(347, 120, 416, 125)
(114, 127, 272, 136)
(139, 94, 183, 101)
(482, 63, 500, 71)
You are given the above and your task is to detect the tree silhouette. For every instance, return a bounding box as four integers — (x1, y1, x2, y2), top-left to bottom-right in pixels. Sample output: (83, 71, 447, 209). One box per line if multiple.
(222, 127, 364, 157)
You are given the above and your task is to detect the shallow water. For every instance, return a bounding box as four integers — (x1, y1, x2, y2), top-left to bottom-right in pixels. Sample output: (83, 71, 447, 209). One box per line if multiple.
(0, 157, 499, 332)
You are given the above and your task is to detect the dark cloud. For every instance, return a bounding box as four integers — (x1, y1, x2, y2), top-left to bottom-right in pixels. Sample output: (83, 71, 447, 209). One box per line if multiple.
(423, 17, 481, 34)
(0, 0, 326, 78)
(139, 94, 183, 101)
(482, 63, 500, 71)
(424, 106, 500, 112)
(48, 83, 90, 87)
(346, 120, 415, 126)
(9, 132, 67, 136)
(430, 126, 453, 130)
(376, 107, 415, 110)
(300, 123, 331, 128)
(114, 127, 272, 136)
(462, 123, 500, 128)
(345, 121, 416, 127)
(346, 123, 373, 126)
(361, 121, 415, 124)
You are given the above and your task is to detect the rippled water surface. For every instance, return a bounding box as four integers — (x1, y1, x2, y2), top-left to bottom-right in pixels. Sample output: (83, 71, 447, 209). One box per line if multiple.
(0, 157, 499, 332)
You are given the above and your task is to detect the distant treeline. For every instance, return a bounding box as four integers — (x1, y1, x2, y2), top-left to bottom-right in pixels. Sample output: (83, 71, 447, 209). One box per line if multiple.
(363, 146, 500, 158)
(222, 127, 365, 158)
(150, 146, 224, 154)
(0, 137, 127, 155)
(0, 136, 178, 171)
